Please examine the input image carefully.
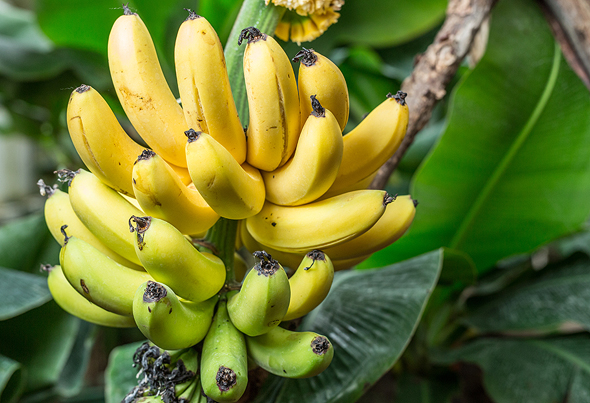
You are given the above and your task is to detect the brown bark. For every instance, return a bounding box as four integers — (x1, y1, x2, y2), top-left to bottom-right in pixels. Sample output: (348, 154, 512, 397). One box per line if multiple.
(370, 0, 498, 190)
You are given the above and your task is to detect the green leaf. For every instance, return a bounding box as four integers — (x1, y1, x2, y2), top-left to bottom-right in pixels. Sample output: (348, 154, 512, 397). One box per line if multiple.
(0, 2, 67, 80)
(104, 341, 146, 403)
(55, 322, 99, 398)
(393, 374, 456, 403)
(435, 335, 590, 403)
(0, 355, 24, 403)
(329, 0, 447, 48)
(367, 0, 590, 272)
(0, 301, 79, 393)
(464, 254, 590, 334)
(254, 249, 443, 403)
(0, 267, 51, 320)
(0, 212, 60, 273)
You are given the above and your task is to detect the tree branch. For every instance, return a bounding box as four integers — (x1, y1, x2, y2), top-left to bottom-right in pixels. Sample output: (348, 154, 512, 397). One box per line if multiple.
(371, 0, 498, 190)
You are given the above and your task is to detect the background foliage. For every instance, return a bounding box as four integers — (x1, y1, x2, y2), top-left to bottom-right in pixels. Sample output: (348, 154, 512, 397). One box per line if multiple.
(1, 0, 590, 402)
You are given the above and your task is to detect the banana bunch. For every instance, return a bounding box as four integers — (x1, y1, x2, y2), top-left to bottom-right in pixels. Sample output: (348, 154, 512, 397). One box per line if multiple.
(38, 6, 418, 398)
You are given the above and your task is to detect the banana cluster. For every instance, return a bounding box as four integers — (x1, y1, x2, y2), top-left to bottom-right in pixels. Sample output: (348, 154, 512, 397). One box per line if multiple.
(39, 6, 416, 402)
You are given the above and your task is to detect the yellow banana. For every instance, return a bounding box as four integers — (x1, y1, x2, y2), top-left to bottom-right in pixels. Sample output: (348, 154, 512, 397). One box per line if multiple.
(61, 168, 143, 265)
(185, 129, 265, 219)
(283, 250, 334, 321)
(132, 150, 219, 236)
(262, 96, 343, 206)
(45, 264, 136, 328)
(66, 84, 146, 196)
(239, 27, 300, 171)
(322, 195, 417, 259)
(326, 91, 409, 196)
(133, 281, 218, 350)
(293, 47, 349, 131)
(227, 251, 290, 336)
(175, 11, 246, 164)
(129, 216, 226, 302)
(200, 299, 248, 403)
(246, 326, 334, 378)
(39, 182, 141, 270)
(246, 190, 395, 253)
(59, 235, 153, 316)
(108, 6, 188, 167)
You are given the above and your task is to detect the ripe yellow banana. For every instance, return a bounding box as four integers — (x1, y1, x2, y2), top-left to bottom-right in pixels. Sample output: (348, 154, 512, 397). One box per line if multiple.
(108, 6, 188, 167)
(132, 150, 220, 236)
(133, 281, 218, 350)
(66, 84, 146, 196)
(185, 129, 265, 219)
(39, 182, 142, 270)
(59, 235, 153, 316)
(322, 195, 417, 259)
(326, 91, 409, 196)
(262, 96, 343, 206)
(246, 190, 394, 253)
(246, 326, 334, 378)
(283, 250, 334, 321)
(293, 47, 349, 131)
(227, 251, 290, 336)
(175, 11, 246, 164)
(200, 299, 248, 403)
(45, 264, 136, 328)
(62, 168, 143, 265)
(129, 216, 226, 302)
(239, 27, 300, 171)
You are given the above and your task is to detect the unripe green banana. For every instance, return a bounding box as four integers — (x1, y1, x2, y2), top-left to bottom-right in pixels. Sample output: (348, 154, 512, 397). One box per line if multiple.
(59, 234, 153, 316)
(45, 264, 136, 328)
(246, 326, 334, 378)
(61, 168, 144, 265)
(227, 251, 290, 336)
(283, 250, 334, 321)
(200, 299, 248, 402)
(130, 216, 226, 302)
(133, 281, 218, 350)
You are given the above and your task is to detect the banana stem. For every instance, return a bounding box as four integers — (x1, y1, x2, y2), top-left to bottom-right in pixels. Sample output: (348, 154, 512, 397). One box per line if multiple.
(224, 0, 285, 125)
(206, 218, 239, 288)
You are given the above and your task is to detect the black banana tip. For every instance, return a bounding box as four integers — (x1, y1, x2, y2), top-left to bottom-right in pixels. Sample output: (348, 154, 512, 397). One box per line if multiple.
(310, 95, 325, 118)
(292, 47, 317, 66)
(216, 366, 237, 391)
(143, 281, 167, 303)
(238, 26, 264, 45)
(135, 149, 156, 164)
(387, 91, 407, 106)
(311, 336, 331, 355)
(185, 128, 202, 143)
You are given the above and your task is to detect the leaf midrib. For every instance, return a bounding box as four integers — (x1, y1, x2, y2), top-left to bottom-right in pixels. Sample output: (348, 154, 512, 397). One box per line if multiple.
(449, 41, 562, 250)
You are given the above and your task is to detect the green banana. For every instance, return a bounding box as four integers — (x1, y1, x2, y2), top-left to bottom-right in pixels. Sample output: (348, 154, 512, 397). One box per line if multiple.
(59, 233, 153, 316)
(45, 264, 136, 328)
(283, 250, 334, 321)
(200, 299, 248, 402)
(133, 281, 218, 350)
(246, 326, 334, 378)
(129, 216, 226, 302)
(227, 251, 290, 336)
